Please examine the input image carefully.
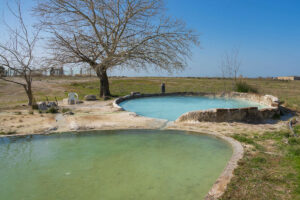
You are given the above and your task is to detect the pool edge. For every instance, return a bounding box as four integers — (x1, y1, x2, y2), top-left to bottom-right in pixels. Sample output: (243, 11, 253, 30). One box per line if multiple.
(114, 92, 280, 123)
(166, 125, 244, 200)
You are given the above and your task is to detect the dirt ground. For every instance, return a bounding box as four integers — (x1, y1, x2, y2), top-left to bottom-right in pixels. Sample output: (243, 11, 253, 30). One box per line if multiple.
(0, 100, 166, 135)
(0, 98, 289, 136)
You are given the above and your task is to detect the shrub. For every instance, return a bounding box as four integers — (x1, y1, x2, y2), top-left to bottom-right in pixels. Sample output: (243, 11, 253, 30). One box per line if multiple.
(31, 104, 39, 110)
(234, 81, 258, 93)
(61, 108, 71, 113)
(294, 125, 300, 135)
(28, 110, 34, 115)
(0, 131, 16, 135)
(272, 113, 281, 120)
(289, 147, 300, 156)
(46, 107, 58, 114)
(7, 131, 16, 135)
(70, 82, 81, 87)
(288, 137, 300, 145)
(284, 131, 291, 138)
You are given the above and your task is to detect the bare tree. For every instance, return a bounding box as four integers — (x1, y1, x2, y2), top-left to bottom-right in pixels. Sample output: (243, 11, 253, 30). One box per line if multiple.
(34, 0, 199, 97)
(220, 47, 242, 82)
(0, 1, 40, 106)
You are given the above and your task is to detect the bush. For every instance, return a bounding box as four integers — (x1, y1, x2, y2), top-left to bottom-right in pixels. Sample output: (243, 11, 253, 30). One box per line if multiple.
(7, 131, 16, 135)
(46, 107, 59, 114)
(288, 137, 300, 145)
(28, 110, 34, 115)
(294, 125, 300, 135)
(272, 113, 281, 120)
(289, 147, 300, 156)
(234, 81, 258, 93)
(70, 82, 81, 87)
(0, 131, 16, 135)
(31, 104, 39, 110)
(61, 108, 71, 113)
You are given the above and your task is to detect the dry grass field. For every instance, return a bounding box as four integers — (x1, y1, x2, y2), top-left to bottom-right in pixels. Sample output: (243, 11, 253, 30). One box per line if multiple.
(1, 76, 300, 111)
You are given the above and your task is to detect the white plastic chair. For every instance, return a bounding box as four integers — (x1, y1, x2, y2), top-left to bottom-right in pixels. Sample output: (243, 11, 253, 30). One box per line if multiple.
(68, 92, 78, 105)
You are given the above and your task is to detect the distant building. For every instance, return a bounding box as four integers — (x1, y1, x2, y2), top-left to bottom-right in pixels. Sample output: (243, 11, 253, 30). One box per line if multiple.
(0, 66, 5, 76)
(276, 76, 300, 81)
(31, 69, 44, 76)
(50, 67, 64, 76)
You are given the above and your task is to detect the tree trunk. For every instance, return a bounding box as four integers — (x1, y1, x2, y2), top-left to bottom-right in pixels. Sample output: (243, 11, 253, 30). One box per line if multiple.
(24, 83, 33, 106)
(97, 68, 111, 97)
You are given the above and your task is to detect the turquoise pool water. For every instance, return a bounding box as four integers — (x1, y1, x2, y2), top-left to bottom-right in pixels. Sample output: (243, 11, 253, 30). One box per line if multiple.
(120, 96, 268, 121)
(0, 130, 232, 200)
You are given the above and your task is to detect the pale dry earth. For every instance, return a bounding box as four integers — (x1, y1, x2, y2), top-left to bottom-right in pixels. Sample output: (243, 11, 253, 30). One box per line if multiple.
(0, 100, 287, 136)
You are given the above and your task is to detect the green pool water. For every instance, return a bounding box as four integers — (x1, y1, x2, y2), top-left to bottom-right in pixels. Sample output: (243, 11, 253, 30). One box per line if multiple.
(0, 130, 232, 200)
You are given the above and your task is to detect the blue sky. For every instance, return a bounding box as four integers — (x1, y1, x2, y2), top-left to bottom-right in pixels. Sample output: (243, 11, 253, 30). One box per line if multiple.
(1, 0, 300, 77)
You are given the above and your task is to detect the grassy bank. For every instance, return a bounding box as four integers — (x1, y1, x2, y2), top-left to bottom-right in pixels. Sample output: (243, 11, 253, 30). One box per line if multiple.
(1, 77, 300, 111)
(221, 130, 300, 200)
(65, 77, 300, 111)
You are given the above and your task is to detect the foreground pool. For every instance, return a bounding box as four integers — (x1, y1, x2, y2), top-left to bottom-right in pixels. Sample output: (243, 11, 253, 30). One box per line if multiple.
(120, 96, 268, 121)
(0, 130, 232, 200)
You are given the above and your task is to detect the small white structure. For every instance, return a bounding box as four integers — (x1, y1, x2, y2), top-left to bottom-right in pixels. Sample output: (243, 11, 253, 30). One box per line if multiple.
(276, 76, 300, 81)
(68, 92, 79, 105)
